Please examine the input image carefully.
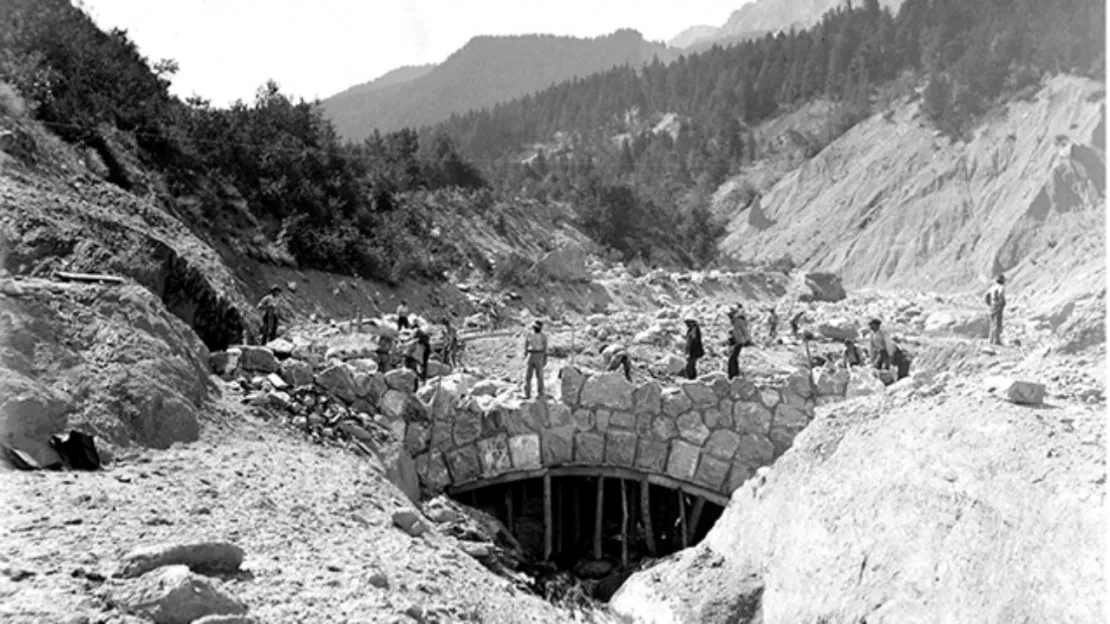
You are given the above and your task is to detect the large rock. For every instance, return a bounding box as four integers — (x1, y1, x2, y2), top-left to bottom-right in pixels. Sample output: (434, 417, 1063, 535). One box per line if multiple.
(536, 242, 590, 282)
(661, 354, 686, 375)
(634, 324, 668, 345)
(0, 372, 72, 447)
(816, 318, 859, 342)
(279, 359, 313, 388)
(385, 368, 418, 392)
(796, 272, 846, 303)
(113, 565, 247, 624)
(238, 346, 278, 373)
(264, 338, 295, 358)
(314, 364, 358, 403)
(984, 377, 1046, 406)
(579, 373, 634, 411)
(559, 366, 586, 405)
(845, 370, 887, 398)
(116, 542, 245, 579)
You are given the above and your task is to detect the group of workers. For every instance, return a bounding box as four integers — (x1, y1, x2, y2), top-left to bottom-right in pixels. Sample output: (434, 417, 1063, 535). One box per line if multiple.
(252, 273, 1008, 395)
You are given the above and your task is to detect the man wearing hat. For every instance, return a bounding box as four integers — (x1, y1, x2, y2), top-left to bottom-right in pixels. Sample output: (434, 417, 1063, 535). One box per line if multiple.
(524, 320, 548, 399)
(985, 275, 1006, 345)
(683, 317, 704, 380)
(257, 284, 283, 344)
(867, 318, 896, 371)
(726, 305, 751, 380)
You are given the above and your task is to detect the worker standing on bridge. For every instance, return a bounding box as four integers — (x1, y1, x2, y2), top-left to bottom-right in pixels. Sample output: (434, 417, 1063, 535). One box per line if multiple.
(524, 320, 548, 399)
(726, 305, 751, 380)
(257, 285, 282, 344)
(683, 317, 704, 380)
(600, 344, 633, 381)
(986, 275, 1006, 346)
(443, 318, 459, 368)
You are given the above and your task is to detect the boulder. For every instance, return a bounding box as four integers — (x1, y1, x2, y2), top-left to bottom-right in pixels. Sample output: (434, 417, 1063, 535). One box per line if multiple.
(634, 324, 668, 345)
(0, 373, 72, 447)
(208, 350, 239, 377)
(579, 373, 635, 411)
(536, 242, 590, 282)
(425, 360, 453, 379)
(238, 346, 278, 373)
(264, 338, 295, 358)
(279, 359, 313, 388)
(471, 379, 515, 398)
(796, 272, 846, 303)
(816, 318, 859, 342)
(392, 509, 428, 537)
(116, 542, 245, 579)
(985, 377, 1046, 406)
(845, 370, 887, 398)
(113, 565, 247, 624)
(660, 354, 686, 375)
(314, 365, 358, 404)
(384, 368, 418, 392)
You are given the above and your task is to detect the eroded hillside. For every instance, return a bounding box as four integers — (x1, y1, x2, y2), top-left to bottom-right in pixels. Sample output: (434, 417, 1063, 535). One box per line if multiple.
(721, 76, 1106, 308)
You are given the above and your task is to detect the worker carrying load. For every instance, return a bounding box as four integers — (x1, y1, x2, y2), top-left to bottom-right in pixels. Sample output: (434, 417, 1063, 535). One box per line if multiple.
(600, 343, 632, 382)
(726, 305, 752, 380)
(867, 318, 911, 383)
(683, 316, 704, 380)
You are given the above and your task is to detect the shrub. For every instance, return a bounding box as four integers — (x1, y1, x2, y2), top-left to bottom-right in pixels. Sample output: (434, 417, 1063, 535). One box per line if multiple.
(0, 82, 26, 117)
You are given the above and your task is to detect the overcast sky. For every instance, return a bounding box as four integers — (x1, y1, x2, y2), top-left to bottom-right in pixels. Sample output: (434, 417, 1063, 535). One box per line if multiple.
(80, 0, 745, 107)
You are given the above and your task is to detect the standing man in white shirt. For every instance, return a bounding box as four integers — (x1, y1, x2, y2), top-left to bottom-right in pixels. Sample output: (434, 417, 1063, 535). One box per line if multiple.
(986, 275, 1006, 346)
(523, 320, 548, 399)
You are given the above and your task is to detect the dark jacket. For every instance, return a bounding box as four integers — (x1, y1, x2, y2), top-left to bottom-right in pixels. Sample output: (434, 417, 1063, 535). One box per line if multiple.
(686, 324, 704, 359)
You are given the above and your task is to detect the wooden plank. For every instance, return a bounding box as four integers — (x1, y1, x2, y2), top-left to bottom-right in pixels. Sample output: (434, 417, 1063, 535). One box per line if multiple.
(572, 479, 581, 549)
(54, 271, 125, 284)
(555, 478, 563, 555)
(640, 478, 657, 557)
(543, 474, 553, 561)
(687, 496, 706, 544)
(678, 489, 688, 549)
(593, 476, 605, 560)
(445, 466, 730, 507)
(620, 478, 629, 568)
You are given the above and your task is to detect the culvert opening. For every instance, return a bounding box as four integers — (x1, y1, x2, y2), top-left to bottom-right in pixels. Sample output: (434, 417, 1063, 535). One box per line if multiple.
(450, 472, 724, 603)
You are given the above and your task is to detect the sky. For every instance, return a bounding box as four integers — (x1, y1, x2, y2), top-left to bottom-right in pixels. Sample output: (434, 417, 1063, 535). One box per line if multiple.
(80, 0, 747, 107)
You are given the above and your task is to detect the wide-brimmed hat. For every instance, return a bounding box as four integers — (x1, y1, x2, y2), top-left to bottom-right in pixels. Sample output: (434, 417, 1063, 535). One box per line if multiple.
(270, 284, 282, 293)
(533, 320, 544, 329)
(868, 318, 881, 327)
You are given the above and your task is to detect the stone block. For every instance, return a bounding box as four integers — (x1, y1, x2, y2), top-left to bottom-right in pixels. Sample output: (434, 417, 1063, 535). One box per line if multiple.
(596, 409, 612, 431)
(633, 382, 662, 415)
(681, 381, 718, 407)
(541, 429, 574, 465)
(703, 407, 731, 430)
(574, 432, 605, 464)
(635, 439, 669, 473)
(239, 346, 278, 373)
(729, 377, 759, 401)
(477, 435, 512, 477)
(279, 359, 313, 388)
(579, 373, 634, 411)
(694, 454, 729, 490)
(652, 414, 678, 441)
(775, 404, 810, 428)
(760, 388, 781, 409)
(662, 389, 693, 417)
(572, 409, 595, 431)
(560, 366, 586, 406)
(381, 390, 408, 421)
(314, 364, 358, 403)
(605, 431, 637, 467)
(403, 422, 430, 455)
(726, 461, 752, 491)
(635, 412, 653, 437)
(453, 411, 482, 446)
(985, 376, 1047, 406)
(704, 429, 741, 461)
(384, 368, 418, 392)
(666, 440, 700, 482)
(676, 411, 710, 445)
(415, 451, 451, 491)
(734, 433, 775, 468)
(610, 411, 636, 430)
(509, 434, 542, 470)
(547, 403, 572, 428)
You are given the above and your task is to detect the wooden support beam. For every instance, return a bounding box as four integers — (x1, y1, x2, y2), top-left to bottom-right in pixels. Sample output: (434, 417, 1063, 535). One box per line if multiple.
(573, 480, 581, 548)
(555, 478, 563, 555)
(543, 473, 553, 561)
(687, 496, 706, 544)
(640, 478, 657, 557)
(594, 476, 605, 560)
(505, 487, 515, 535)
(678, 489, 688, 549)
(54, 271, 125, 285)
(620, 478, 629, 568)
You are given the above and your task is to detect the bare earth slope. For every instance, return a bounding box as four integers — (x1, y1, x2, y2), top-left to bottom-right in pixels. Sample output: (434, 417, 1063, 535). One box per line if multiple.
(720, 76, 1106, 306)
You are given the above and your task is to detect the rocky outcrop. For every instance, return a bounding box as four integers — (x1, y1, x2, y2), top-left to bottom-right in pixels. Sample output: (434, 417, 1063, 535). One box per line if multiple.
(612, 393, 1105, 623)
(536, 242, 590, 283)
(0, 278, 212, 451)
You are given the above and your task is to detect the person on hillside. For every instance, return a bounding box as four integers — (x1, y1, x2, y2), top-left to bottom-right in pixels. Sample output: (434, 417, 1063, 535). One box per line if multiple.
(375, 324, 395, 373)
(766, 306, 779, 344)
(726, 305, 752, 380)
(986, 275, 1006, 346)
(404, 329, 424, 382)
(396, 300, 411, 331)
(683, 317, 704, 380)
(523, 320, 548, 399)
(443, 318, 459, 368)
(790, 310, 806, 338)
(868, 318, 897, 372)
(600, 344, 632, 382)
(417, 326, 432, 381)
(257, 285, 283, 344)
(842, 338, 864, 369)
